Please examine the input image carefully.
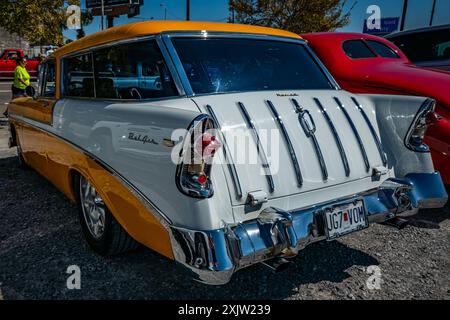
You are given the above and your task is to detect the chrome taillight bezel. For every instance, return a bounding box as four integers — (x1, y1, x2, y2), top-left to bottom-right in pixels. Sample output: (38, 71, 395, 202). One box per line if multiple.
(404, 99, 436, 153)
(175, 114, 220, 199)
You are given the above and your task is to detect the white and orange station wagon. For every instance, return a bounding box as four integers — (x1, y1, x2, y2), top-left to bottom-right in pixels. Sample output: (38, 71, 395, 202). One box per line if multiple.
(7, 21, 448, 285)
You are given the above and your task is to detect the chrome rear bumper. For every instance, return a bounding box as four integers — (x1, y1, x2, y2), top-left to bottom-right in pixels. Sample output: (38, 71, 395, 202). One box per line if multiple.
(170, 172, 447, 285)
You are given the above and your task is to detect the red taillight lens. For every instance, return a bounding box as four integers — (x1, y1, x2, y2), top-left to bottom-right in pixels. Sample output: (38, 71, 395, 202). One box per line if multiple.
(405, 99, 436, 153)
(176, 115, 221, 198)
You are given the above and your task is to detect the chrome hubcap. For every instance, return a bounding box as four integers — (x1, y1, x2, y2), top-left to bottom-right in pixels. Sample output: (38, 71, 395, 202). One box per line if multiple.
(80, 176, 106, 239)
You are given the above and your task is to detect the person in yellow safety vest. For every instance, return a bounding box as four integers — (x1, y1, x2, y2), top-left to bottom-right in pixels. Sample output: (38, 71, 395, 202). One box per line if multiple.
(3, 56, 31, 117)
(12, 56, 30, 98)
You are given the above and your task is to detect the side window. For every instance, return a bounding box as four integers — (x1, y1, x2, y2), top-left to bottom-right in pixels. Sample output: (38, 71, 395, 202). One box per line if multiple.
(63, 53, 94, 97)
(342, 40, 376, 59)
(42, 60, 56, 97)
(366, 40, 399, 58)
(93, 40, 177, 99)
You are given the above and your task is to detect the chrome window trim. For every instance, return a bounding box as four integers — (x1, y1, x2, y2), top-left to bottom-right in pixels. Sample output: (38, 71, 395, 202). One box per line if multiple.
(161, 31, 341, 97)
(291, 99, 328, 181)
(312, 98, 350, 177)
(238, 101, 275, 193)
(266, 100, 303, 187)
(205, 105, 243, 199)
(351, 97, 388, 166)
(334, 97, 371, 172)
(59, 35, 186, 99)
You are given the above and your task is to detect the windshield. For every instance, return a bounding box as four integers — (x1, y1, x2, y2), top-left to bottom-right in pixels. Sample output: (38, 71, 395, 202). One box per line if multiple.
(171, 37, 334, 95)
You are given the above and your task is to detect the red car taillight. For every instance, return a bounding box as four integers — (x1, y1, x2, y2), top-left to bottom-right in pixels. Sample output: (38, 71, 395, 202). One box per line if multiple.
(405, 99, 436, 152)
(176, 114, 221, 198)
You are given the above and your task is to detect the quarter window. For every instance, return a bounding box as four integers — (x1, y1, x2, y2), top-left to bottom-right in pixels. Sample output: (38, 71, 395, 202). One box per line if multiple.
(342, 40, 376, 59)
(42, 60, 56, 97)
(366, 40, 399, 58)
(93, 40, 177, 99)
(63, 53, 95, 97)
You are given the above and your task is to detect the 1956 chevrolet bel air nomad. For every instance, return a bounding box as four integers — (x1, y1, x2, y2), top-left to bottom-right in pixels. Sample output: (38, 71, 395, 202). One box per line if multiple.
(7, 22, 448, 285)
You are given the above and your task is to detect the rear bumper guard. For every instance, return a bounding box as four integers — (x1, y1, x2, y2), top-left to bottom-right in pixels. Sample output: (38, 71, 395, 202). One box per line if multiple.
(170, 172, 447, 285)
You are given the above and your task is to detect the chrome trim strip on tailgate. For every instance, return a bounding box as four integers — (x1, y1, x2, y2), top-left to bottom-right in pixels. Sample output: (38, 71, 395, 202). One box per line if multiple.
(266, 100, 303, 187)
(237, 101, 275, 193)
(311, 98, 351, 177)
(290, 99, 328, 181)
(205, 104, 243, 199)
(351, 97, 388, 167)
(333, 97, 371, 172)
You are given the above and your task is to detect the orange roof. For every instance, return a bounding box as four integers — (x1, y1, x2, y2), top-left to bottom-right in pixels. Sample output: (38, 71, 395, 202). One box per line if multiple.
(55, 21, 301, 57)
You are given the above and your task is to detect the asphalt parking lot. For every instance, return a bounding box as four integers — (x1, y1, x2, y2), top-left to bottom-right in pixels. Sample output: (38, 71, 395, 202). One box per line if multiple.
(0, 85, 449, 300)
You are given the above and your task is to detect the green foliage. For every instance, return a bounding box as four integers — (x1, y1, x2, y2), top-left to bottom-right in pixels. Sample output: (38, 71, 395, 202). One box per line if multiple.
(0, 0, 92, 45)
(229, 0, 354, 33)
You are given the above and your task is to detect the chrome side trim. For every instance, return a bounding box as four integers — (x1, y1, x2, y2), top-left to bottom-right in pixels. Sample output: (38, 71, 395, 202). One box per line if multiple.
(291, 99, 328, 181)
(351, 97, 387, 167)
(205, 105, 243, 199)
(311, 98, 350, 177)
(333, 97, 370, 172)
(8, 114, 173, 228)
(237, 102, 275, 193)
(266, 100, 303, 187)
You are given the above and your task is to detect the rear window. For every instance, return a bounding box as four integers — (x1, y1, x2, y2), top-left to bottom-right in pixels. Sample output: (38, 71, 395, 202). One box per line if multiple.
(342, 40, 376, 59)
(63, 53, 95, 97)
(171, 37, 334, 95)
(366, 40, 399, 58)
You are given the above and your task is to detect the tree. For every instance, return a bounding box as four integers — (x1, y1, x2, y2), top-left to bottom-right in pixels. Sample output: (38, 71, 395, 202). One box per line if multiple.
(0, 0, 91, 46)
(229, 0, 354, 34)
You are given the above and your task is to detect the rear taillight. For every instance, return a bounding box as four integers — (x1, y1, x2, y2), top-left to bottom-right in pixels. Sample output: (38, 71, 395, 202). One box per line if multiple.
(405, 99, 436, 153)
(176, 114, 221, 198)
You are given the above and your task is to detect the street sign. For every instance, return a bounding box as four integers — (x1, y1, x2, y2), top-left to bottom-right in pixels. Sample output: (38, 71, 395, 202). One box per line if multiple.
(86, 0, 140, 9)
(363, 17, 400, 35)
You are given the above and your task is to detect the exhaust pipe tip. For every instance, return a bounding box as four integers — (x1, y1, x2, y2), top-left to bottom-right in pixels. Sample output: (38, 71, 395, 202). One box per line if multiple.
(261, 257, 291, 273)
(382, 217, 409, 230)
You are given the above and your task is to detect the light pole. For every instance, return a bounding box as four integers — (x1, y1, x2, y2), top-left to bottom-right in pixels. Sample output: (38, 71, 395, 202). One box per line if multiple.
(400, 0, 408, 31)
(160, 3, 167, 20)
(101, 0, 105, 30)
(430, 0, 437, 26)
(186, 0, 190, 21)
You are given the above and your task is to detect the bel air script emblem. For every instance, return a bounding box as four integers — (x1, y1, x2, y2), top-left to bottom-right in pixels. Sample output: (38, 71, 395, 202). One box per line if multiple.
(293, 100, 328, 180)
(128, 132, 158, 145)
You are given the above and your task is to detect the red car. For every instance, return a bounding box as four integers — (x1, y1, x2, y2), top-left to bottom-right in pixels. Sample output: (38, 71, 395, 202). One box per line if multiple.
(302, 32, 450, 185)
(0, 48, 41, 78)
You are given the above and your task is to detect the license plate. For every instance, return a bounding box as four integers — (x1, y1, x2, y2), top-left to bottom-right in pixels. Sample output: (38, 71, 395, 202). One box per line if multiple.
(323, 199, 368, 240)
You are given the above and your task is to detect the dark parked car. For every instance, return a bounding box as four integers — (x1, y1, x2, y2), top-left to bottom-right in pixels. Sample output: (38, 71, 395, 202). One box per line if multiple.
(386, 25, 450, 72)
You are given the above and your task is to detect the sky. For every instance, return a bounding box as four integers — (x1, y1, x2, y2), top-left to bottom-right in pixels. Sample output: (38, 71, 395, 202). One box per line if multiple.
(64, 0, 450, 41)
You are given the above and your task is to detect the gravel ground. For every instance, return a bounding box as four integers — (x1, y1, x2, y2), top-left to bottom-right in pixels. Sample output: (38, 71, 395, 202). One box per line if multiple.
(0, 122, 449, 300)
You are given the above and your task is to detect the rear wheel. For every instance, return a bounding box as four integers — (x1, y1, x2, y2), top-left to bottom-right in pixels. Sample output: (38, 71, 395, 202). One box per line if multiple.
(76, 174, 139, 256)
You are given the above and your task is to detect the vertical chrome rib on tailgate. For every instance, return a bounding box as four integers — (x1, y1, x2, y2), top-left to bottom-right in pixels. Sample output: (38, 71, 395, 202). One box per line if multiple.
(193, 91, 386, 206)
